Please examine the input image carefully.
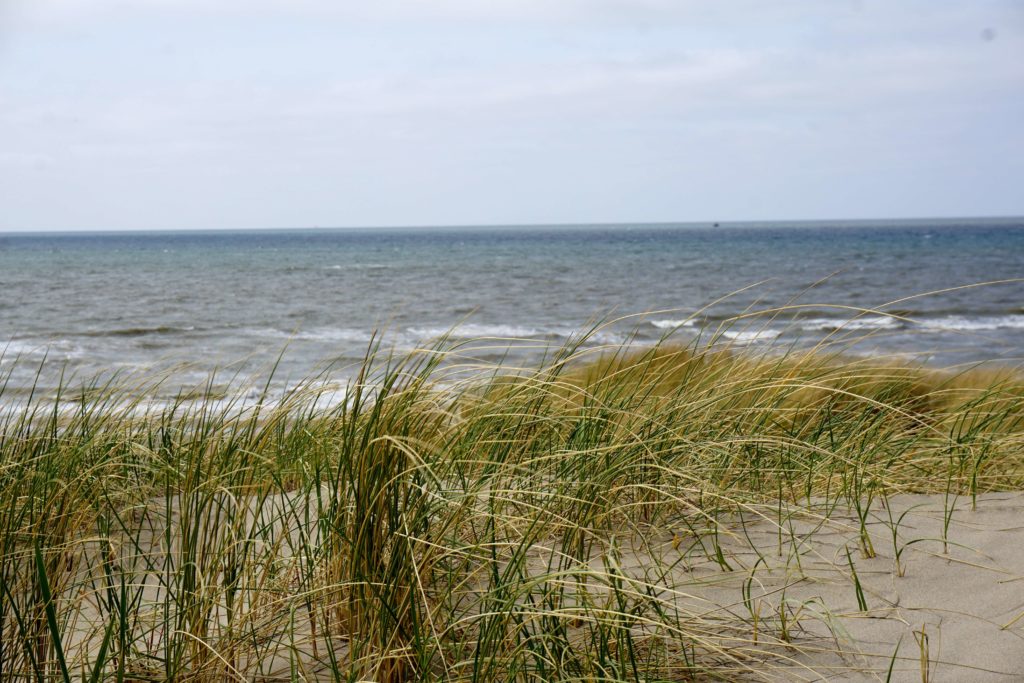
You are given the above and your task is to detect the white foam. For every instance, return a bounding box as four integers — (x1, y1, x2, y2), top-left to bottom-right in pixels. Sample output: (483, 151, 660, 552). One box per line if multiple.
(245, 327, 375, 343)
(305, 383, 350, 410)
(1, 338, 85, 361)
(588, 330, 629, 346)
(407, 324, 542, 339)
(919, 315, 1024, 332)
(799, 316, 901, 332)
(1, 340, 40, 358)
(294, 328, 376, 343)
(650, 319, 697, 330)
(405, 324, 629, 347)
(720, 329, 782, 343)
(244, 324, 627, 350)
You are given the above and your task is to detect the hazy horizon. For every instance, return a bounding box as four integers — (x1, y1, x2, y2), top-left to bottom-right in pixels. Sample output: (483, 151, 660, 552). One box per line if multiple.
(2, 215, 1024, 236)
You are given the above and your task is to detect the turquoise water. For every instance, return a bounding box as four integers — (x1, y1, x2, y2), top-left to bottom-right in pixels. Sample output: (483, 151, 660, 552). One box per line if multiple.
(2, 218, 1023, 397)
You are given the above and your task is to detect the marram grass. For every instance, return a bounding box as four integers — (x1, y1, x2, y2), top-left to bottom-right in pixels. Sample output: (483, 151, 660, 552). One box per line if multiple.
(1, 327, 1023, 681)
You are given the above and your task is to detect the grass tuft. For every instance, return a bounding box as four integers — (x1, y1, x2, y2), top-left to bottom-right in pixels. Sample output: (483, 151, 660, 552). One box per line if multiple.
(1, 320, 1022, 680)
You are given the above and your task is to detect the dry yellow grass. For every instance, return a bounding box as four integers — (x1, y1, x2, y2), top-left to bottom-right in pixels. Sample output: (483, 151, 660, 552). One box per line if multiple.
(1, 333, 1022, 681)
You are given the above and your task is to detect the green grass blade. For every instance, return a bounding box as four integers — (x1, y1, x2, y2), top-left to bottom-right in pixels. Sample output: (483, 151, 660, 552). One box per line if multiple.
(35, 542, 72, 683)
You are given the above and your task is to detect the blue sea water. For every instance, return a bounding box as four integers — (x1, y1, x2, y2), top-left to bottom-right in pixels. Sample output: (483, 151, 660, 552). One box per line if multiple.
(2, 218, 1023, 398)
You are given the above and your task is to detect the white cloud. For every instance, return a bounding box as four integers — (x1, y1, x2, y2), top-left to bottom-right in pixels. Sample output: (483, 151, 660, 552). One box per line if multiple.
(1, 0, 1021, 230)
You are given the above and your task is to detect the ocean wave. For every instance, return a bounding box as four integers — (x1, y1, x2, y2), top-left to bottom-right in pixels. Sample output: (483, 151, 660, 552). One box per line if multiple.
(245, 324, 625, 348)
(1, 338, 85, 361)
(918, 315, 1024, 332)
(294, 328, 378, 343)
(322, 263, 388, 271)
(649, 318, 697, 329)
(76, 325, 198, 338)
(719, 329, 782, 343)
(244, 327, 376, 343)
(797, 316, 902, 332)
(305, 383, 350, 410)
(407, 324, 542, 339)
(406, 324, 627, 346)
(1, 340, 41, 358)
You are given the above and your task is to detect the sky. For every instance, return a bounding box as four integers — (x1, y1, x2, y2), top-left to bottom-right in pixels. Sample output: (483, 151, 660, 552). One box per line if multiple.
(1, 1, 1022, 231)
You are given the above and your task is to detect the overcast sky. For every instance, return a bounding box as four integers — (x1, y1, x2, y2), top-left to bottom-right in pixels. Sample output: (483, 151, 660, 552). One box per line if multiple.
(1, 1, 1022, 231)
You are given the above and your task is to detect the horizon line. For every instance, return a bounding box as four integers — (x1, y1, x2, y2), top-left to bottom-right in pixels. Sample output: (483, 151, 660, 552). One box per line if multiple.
(2, 214, 1022, 236)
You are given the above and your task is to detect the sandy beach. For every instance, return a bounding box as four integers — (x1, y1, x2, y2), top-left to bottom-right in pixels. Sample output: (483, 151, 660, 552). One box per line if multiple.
(664, 492, 1024, 681)
(53, 489, 1024, 680)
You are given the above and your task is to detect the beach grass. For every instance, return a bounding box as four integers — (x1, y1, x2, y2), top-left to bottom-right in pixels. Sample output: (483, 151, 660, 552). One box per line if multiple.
(1, 324, 1023, 681)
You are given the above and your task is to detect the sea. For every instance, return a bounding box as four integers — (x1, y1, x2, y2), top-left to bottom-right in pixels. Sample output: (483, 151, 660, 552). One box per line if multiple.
(2, 218, 1023, 403)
